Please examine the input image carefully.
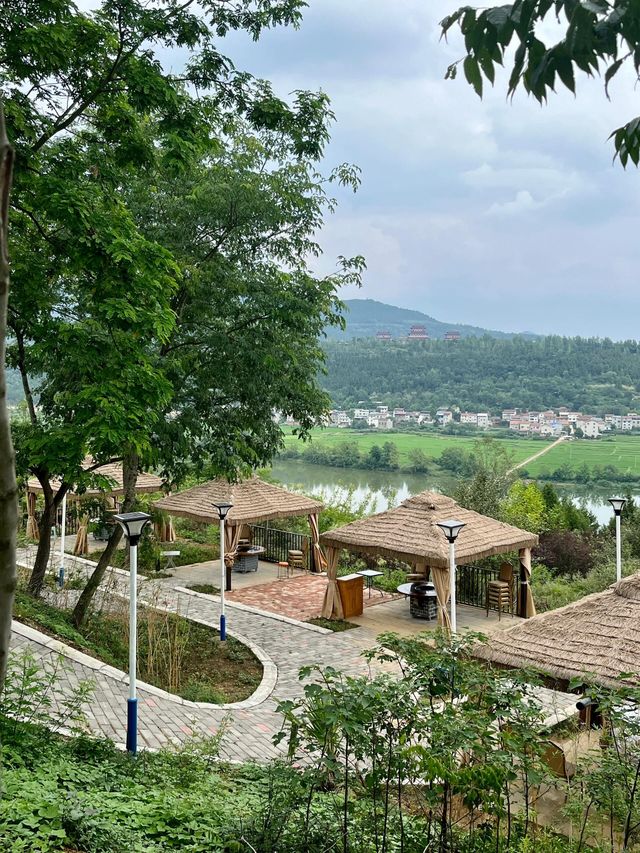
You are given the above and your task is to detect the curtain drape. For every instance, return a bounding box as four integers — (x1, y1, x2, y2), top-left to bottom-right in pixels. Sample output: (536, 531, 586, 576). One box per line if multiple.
(518, 547, 536, 618)
(321, 546, 344, 619)
(26, 491, 39, 540)
(430, 565, 452, 630)
(308, 513, 327, 573)
(154, 515, 176, 543)
(73, 514, 89, 556)
(224, 523, 243, 568)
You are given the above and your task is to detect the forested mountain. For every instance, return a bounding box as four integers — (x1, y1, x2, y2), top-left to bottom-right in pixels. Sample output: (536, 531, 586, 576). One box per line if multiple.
(322, 336, 640, 414)
(325, 298, 539, 341)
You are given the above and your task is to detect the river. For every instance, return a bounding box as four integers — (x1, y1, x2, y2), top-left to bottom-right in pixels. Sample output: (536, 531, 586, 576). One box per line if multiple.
(269, 459, 638, 526)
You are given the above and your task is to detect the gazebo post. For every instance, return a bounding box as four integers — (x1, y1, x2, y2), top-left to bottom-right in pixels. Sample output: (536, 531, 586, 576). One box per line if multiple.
(518, 547, 536, 618)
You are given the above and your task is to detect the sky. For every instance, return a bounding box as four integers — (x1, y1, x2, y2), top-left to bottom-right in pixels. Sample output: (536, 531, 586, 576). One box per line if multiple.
(212, 2, 640, 338)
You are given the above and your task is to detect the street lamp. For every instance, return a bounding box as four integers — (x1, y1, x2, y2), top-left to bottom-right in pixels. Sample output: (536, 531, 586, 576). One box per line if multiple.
(213, 502, 233, 641)
(609, 497, 626, 583)
(58, 493, 67, 588)
(114, 511, 151, 754)
(436, 519, 466, 634)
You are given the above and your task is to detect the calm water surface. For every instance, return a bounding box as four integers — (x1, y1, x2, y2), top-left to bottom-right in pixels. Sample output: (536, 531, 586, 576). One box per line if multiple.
(270, 459, 638, 525)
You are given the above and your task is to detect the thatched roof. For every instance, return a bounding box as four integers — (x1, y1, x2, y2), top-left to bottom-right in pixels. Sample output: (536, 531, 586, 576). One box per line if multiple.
(320, 490, 538, 568)
(475, 574, 640, 688)
(27, 462, 163, 497)
(154, 477, 323, 526)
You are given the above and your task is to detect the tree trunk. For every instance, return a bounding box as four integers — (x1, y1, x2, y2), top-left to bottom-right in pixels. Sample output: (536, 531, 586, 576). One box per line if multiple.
(27, 497, 57, 595)
(72, 448, 139, 629)
(0, 98, 18, 692)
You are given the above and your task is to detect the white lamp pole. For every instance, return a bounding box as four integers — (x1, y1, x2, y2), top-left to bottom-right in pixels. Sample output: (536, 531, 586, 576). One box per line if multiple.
(436, 519, 466, 634)
(114, 511, 151, 754)
(609, 498, 626, 583)
(213, 502, 233, 641)
(58, 493, 66, 587)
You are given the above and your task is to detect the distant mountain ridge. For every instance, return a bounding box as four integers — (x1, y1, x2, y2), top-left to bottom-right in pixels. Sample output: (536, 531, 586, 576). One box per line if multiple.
(325, 299, 540, 341)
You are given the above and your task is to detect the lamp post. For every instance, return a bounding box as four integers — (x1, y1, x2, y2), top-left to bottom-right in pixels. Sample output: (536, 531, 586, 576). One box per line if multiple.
(436, 519, 466, 634)
(114, 511, 151, 754)
(609, 497, 626, 583)
(58, 494, 66, 588)
(213, 502, 233, 641)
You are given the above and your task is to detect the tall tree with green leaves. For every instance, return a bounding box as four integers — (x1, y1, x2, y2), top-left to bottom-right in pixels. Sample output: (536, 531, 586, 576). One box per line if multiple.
(441, 1, 640, 164)
(72, 120, 364, 626)
(3, 0, 338, 595)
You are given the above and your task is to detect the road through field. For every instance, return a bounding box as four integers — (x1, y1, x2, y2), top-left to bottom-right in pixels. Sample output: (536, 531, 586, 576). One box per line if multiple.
(508, 435, 568, 474)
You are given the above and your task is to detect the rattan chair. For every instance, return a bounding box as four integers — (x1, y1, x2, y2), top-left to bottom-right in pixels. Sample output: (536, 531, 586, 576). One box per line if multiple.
(486, 562, 514, 619)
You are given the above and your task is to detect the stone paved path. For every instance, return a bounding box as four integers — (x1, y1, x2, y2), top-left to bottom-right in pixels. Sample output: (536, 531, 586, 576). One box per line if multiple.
(11, 553, 580, 763)
(11, 553, 391, 762)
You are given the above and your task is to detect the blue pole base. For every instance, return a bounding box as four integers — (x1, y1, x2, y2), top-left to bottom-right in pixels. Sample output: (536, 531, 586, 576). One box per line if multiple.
(220, 613, 226, 641)
(58, 567, 65, 588)
(126, 698, 137, 754)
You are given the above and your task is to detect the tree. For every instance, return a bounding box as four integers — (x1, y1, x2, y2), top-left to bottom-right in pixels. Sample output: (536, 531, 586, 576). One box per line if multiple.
(407, 447, 430, 474)
(4, 0, 342, 596)
(0, 100, 17, 690)
(454, 438, 515, 517)
(380, 441, 400, 470)
(441, 1, 640, 165)
(501, 481, 547, 532)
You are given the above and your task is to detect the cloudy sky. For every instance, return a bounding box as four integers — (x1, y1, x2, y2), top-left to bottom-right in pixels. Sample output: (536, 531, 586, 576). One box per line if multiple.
(221, 1, 640, 338)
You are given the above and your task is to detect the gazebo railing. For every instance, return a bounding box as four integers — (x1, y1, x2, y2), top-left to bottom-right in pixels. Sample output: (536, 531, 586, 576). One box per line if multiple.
(457, 564, 514, 612)
(250, 525, 312, 570)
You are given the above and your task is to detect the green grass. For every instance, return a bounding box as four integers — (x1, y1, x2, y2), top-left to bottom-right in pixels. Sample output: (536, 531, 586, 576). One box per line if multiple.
(525, 435, 640, 477)
(284, 428, 543, 466)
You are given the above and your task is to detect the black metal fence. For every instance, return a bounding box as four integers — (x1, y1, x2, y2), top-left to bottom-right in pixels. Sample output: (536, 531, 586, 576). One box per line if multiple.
(457, 564, 516, 612)
(250, 525, 312, 570)
(33, 507, 81, 535)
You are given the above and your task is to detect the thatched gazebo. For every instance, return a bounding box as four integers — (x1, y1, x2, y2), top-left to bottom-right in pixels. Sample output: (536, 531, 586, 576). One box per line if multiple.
(320, 490, 538, 624)
(475, 574, 640, 688)
(154, 477, 325, 573)
(26, 462, 165, 554)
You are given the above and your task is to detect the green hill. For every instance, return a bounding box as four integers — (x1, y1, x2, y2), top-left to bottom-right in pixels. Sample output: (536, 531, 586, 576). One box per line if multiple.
(322, 335, 640, 415)
(325, 298, 540, 341)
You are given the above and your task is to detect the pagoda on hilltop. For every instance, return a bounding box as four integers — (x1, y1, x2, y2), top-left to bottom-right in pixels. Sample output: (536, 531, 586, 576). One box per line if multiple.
(376, 330, 392, 340)
(444, 330, 460, 341)
(407, 324, 429, 340)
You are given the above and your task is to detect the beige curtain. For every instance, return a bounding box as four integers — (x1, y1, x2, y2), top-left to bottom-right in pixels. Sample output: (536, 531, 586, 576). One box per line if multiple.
(74, 513, 89, 556)
(224, 523, 243, 568)
(431, 565, 452, 631)
(321, 546, 344, 620)
(154, 515, 176, 543)
(308, 513, 327, 573)
(518, 547, 536, 618)
(26, 491, 39, 540)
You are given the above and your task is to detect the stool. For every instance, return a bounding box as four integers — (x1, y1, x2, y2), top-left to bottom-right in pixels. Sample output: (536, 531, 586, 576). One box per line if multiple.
(161, 550, 180, 570)
(486, 581, 512, 619)
(277, 561, 290, 580)
(288, 549, 306, 571)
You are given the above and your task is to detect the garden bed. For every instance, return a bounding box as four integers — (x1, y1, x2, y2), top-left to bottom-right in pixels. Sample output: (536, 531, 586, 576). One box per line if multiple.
(12, 589, 262, 704)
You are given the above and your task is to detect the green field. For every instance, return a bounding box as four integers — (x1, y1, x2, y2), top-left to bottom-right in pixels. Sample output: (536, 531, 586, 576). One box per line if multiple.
(283, 428, 543, 467)
(525, 435, 640, 477)
(284, 429, 640, 480)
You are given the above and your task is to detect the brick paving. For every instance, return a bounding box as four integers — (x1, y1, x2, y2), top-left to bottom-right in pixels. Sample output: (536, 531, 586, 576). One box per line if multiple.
(11, 552, 395, 762)
(11, 552, 580, 763)
(226, 573, 398, 621)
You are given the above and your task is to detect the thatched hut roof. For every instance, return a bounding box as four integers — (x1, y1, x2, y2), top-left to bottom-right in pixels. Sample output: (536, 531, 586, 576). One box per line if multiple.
(154, 477, 323, 526)
(27, 462, 163, 497)
(320, 490, 537, 568)
(475, 574, 640, 688)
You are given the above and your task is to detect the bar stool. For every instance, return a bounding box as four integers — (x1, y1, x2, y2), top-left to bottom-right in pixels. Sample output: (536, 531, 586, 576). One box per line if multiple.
(277, 561, 290, 580)
(486, 562, 514, 619)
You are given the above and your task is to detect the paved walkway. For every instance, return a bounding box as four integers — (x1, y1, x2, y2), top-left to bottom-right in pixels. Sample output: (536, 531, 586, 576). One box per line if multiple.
(11, 553, 393, 762)
(11, 552, 579, 763)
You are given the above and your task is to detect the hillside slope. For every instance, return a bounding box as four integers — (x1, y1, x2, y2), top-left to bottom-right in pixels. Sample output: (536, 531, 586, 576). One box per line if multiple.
(322, 336, 640, 415)
(325, 298, 539, 340)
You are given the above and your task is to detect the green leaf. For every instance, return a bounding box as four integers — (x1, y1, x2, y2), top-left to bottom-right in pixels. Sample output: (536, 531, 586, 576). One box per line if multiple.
(464, 55, 483, 97)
